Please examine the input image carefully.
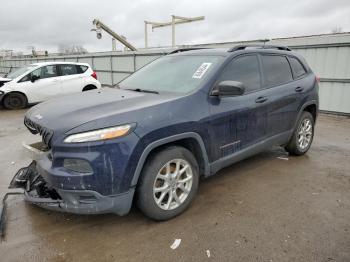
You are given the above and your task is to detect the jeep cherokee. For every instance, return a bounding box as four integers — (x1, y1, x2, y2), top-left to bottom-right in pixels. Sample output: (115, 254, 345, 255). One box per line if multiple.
(10, 45, 319, 220)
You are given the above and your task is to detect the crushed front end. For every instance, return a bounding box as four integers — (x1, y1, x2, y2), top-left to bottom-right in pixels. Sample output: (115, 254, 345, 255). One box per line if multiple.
(8, 115, 140, 215)
(9, 159, 133, 215)
(10, 160, 63, 208)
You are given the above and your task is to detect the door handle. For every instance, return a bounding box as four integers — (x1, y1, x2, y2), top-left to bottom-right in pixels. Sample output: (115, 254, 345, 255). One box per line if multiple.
(295, 86, 304, 92)
(52, 79, 59, 82)
(255, 96, 268, 103)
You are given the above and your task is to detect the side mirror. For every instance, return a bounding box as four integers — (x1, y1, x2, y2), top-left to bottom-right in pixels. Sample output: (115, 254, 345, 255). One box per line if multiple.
(31, 75, 40, 83)
(211, 81, 245, 97)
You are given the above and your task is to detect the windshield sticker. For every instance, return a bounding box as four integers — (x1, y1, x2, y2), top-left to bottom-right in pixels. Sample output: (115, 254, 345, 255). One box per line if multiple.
(192, 63, 212, 79)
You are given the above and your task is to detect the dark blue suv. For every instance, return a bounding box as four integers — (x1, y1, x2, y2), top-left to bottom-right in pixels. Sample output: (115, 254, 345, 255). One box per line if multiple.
(11, 45, 319, 220)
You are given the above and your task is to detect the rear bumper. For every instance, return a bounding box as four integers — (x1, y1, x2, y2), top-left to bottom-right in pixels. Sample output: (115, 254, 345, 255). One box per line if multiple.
(10, 162, 134, 215)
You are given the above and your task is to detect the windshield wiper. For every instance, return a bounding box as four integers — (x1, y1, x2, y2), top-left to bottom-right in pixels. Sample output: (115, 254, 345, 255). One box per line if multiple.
(126, 88, 159, 94)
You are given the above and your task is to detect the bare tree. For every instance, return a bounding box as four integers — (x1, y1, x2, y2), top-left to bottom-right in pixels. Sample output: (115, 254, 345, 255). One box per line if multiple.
(58, 44, 88, 55)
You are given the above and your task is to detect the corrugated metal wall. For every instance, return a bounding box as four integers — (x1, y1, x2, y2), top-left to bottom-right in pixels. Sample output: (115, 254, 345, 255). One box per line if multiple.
(292, 47, 350, 114)
(1, 33, 350, 114)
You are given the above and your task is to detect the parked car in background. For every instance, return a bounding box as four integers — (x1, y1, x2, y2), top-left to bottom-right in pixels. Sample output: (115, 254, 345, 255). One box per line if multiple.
(11, 45, 318, 220)
(0, 62, 101, 109)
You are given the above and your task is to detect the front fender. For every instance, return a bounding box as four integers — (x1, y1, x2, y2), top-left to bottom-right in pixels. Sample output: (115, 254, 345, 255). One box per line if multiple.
(130, 132, 210, 187)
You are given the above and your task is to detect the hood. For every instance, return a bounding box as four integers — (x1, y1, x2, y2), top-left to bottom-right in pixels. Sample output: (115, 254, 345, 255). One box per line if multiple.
(0, 77, 11, 81)
(0, 77, 12, 88)
(25, 88, 179, 135)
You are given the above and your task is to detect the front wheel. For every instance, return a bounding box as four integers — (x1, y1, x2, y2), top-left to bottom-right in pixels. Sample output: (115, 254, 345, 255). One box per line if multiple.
(136, 146, 199, 220)
(285, 111, 314, 155)
(3, 93, 27, 110)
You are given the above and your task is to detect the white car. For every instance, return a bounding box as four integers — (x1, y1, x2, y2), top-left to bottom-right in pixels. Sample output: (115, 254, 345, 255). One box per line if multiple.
(0, 62, 101, 109)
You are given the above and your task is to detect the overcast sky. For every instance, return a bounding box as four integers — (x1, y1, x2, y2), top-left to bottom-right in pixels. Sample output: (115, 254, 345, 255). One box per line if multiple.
(1, 0, 349, 53)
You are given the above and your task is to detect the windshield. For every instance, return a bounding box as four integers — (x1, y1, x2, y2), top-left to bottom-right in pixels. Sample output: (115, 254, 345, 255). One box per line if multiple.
(119, 55, 223, 93)
(6, 65, 37, 79)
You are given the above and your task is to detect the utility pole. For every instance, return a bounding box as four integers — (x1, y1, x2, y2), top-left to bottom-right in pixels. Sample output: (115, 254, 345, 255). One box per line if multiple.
(171, 15, 175, 47)
(144, 22, 148, 48)
(144, 15, 205, 48)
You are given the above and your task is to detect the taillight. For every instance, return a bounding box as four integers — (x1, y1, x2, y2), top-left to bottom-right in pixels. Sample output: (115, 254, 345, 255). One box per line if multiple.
(315, 76, 320, 83)
(91, 71, 97, 80)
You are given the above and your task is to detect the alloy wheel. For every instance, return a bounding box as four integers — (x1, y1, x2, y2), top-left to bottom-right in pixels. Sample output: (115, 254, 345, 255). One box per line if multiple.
(298, 118, 313, 150)
(153, 159, 193, 210)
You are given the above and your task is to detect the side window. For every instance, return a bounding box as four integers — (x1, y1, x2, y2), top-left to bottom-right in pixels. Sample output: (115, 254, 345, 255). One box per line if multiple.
(19, 65, 57, 82)
(289, 57, 307, 78)
(40, 65, 58, 79)
(19, 73, 32, 82)
(77, 65, 88, 73)
(60, 64, 79, 76)
(31, 68, 41, 78)
(218, 55, 261, 93)
(261, 55, 293, 87)
(21, 68, 41, 82)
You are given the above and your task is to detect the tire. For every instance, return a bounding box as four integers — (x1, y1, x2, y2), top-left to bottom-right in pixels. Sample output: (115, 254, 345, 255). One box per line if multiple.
(3, 93, 27, 110)
(136, 146, 199, 220)
(285, 111, 314, 156)
(82, 85, 97, 92)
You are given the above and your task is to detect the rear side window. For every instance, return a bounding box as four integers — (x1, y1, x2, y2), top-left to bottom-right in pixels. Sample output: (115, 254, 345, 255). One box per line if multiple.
(289, 57, 307, 78)
(218, 55, 261, 93)
(77, 65, 88, 73)
(59, 64, 78, 75)
(261, 55, 293, 87)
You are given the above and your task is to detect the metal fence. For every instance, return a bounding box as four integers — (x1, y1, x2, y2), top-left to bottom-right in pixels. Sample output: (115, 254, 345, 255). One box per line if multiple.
(1, 33, 350, 114)
(0, 49, 167, 86)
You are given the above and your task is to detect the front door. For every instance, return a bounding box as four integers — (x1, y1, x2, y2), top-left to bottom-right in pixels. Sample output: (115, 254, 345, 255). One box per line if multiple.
(26, 65, 61, 102)
(208, 54, 268, 162)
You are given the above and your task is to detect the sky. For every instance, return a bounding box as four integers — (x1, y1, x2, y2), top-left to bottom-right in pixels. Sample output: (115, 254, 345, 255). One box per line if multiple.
(0, 0, 350, 54)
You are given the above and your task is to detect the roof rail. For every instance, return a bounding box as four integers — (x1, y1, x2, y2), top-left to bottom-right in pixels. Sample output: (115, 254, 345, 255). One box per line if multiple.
(167, 47, 209, 55)
(228, 44, 291, 52)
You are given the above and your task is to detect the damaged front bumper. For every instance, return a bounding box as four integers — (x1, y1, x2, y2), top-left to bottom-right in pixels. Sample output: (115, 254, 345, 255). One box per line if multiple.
(8, 141, 134, 215)
(9, 161, 134, 215)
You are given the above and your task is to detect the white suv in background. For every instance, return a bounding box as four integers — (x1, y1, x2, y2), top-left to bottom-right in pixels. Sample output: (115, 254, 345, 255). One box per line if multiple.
(0, 62, 101, 109)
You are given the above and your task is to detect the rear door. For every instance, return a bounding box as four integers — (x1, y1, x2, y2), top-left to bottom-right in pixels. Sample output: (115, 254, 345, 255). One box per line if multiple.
(208, 54, 268, 162)
(259, 54, 300, 138)
(58, 64, 85, 94)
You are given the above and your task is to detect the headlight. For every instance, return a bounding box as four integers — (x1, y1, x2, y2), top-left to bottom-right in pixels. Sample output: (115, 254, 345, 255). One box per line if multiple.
(64, 124, 133, 143)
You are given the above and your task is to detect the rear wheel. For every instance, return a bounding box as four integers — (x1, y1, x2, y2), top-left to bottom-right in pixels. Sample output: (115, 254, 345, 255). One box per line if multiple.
(82, 85, 97, 92)
(137, 146, 199, 220)
(3, 93, 27, 110)
(285, 111, 314, 155)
